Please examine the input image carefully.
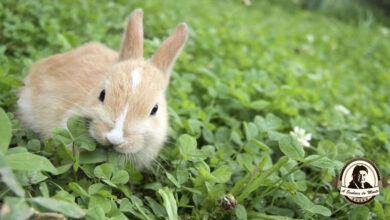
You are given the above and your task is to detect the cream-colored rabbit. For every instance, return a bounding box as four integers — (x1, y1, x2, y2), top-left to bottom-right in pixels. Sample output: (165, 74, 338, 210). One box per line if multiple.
(17, 9, 188, 169)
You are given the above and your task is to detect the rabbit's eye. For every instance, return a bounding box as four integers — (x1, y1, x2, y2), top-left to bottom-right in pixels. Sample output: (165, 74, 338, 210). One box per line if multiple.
(150, 104, 158, 116)
(99, 89, 105, 102)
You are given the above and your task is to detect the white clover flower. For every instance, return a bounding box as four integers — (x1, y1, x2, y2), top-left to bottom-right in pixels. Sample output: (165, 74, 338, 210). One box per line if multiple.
(306, 34, 315, 43)
(290, 126, 312, 147)
(334, 105, 350, 115)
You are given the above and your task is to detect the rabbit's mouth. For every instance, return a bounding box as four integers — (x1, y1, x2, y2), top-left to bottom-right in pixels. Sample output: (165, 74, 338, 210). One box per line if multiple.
(113, 142, 143, 154)
(111, 134, 144, 154)
(88, 124, 110, 146)
(89, 125, 143, 154)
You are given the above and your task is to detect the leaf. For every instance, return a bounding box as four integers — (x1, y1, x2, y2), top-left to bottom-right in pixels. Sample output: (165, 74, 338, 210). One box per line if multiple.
(237, 156, 289, 201)
(295, 192, 331, 216)
(157, 187, 178, 220)
(0, 153, 25, 197)
(26, 139, 41, 152)
(255, 113, 282, 132)
(178, 134, 206, 161)
(178, 134, 196, 152)
(56, 142, 73, 162)
(69, 182, 89, 198)
(215, 127, 231, 143)
(251, 139, 272, 152)
(349, 206, 369, 220)
(294, 192, 311, 210)
(88, 195, 111, 213)
(6, 147, 28, 155)
(103, 178, 118, 188)
(79, 149, 107, 164)
(211, 165, 232, 183)
(230, 173, 252, 197)
(39, 182, 49, 197)
(74, 136, 96, 151)
(86, 206, 106, 220)
(202, 127, 215, 143)
(184, 119, 202, 137)
(145, 196, 167, 217)
(111, 170, 129, 185)
(29, 197, 86, 218)
(94, 163, 113, 180)
(166, 172, 181, 188)
(309, 205, 331, 217)
(0, 108, 11, 153)
(176, 164, 189, 184)
(231, 89, 250, 102)
(199, 167, 215, 180)
(235, 204, 247, 220)
(0, 55, 9, 75)
(305, 155, 334, 168)
(268, 131, 286, 141)
(317, 140, 336, 158)
(110, 213, 128, 220)
(53, 191, 74, 203)
(130, 195, 144, 206)
(6, 152, 57, 174)
(0, 76, 23, 87)
(373, 200, 385, 219)
(88, 183, 112, 195)
(231, 132, 244, 148)
(243, 122, 258, 141)
(44, 139, 56, 154)
(279, 136, 305, 160)
(265, 113, 282, 130)
(125, 161, 143, 184)
(1, 197, 34, 220)
(67, 115, 89, 138)
(52, 127, 72, 144)
(250, 100, 270, 110)
(119, 197, 151, 219)
(17, 170, 48, 185)
(56, 163, 72, 174)
(119, 198, 133, 213)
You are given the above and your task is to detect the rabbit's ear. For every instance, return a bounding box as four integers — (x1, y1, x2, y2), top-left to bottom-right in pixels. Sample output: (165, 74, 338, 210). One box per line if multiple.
(150, 23, 188, 76)
(118, 9, 144, 61)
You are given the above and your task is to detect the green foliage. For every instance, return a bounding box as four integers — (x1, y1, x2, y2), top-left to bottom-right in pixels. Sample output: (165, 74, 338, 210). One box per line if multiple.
(294, 192, 331, 217)
(29, 197, 86, 218)
(1, 0, 390, 219)
(0, 108, 11, 153)
(5, 152, 57, 174)
(158, 187, 178, 220)
(279, 136, 305, 160)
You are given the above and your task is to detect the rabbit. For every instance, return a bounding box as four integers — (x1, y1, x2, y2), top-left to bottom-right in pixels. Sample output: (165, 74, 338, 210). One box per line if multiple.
(16, 9, 188, 169)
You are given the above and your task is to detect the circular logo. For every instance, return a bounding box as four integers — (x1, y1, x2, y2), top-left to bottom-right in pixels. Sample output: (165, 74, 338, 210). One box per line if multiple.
(338, 158, 381, 205)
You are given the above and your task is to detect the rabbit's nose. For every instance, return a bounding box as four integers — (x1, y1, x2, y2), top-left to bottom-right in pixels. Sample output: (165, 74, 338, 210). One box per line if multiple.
(106, 131, 124, 145)
(106, 104, 128, 145)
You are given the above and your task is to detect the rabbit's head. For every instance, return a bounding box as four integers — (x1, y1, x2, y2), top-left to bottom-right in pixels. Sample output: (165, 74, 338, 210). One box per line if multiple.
(86, 9, 188, 167)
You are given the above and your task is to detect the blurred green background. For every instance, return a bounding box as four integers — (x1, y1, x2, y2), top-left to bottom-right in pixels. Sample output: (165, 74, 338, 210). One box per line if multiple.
(1, 0, 390, 219)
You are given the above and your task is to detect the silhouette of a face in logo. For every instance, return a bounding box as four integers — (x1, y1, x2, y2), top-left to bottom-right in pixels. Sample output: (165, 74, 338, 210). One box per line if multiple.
(348, 165, 373, 189)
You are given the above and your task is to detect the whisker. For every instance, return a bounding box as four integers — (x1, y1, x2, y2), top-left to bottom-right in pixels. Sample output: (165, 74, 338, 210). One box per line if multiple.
(139, 151, 168, 173)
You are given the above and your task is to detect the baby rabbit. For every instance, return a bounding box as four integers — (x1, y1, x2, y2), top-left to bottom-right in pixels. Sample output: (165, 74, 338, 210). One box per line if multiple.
(17, 9, 188, 169)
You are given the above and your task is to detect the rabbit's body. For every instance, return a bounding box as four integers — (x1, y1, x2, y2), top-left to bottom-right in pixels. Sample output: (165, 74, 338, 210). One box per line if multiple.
(18, 43, 117, 138)
(17, 9, 188, 169)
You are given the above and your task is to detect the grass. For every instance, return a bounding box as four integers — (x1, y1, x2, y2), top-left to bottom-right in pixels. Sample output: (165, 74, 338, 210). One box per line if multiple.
(1, 0, 390, 219)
